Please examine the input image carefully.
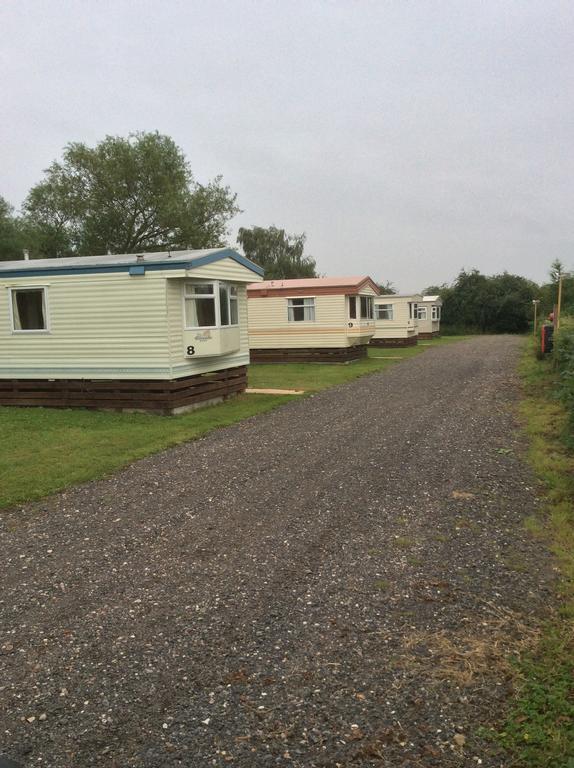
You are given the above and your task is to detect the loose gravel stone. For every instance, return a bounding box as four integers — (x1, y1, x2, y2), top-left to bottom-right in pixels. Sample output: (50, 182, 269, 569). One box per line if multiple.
(0, 336, 555, 767)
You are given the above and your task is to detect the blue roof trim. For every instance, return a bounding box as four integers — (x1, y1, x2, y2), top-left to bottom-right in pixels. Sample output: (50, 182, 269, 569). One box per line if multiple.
(0, 248, 264, 279)
(187, 248, 264, 276)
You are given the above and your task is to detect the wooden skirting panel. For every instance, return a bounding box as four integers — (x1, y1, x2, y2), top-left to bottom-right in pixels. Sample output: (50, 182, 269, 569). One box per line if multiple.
(250, 345, 368, 364)
(0, 366, 247, 414)
(418, 332, 440, 340)
(369, 336, 418, 348)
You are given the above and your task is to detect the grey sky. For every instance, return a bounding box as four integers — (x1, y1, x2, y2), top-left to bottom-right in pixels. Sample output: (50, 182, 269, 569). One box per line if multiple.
(1, 0, 573, 291)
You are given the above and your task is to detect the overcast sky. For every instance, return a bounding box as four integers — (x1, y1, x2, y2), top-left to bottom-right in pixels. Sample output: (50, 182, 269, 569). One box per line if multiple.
(1, 1, 573, 290)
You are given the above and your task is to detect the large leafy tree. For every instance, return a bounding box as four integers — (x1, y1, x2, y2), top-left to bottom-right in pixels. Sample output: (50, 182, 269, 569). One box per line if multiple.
(237, 225, 317, 279)
(23, 132, 240, 257)
(0, 197, 26, 261)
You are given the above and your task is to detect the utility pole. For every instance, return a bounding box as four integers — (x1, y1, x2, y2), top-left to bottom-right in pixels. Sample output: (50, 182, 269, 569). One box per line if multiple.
(532, 299, 540, 336)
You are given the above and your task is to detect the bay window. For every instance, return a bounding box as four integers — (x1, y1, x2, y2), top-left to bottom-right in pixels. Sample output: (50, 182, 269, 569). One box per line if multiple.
(184, 282, 239, 329)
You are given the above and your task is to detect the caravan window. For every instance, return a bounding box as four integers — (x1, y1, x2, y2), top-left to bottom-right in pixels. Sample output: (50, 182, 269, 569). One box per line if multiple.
(360, 296, 373, 319)
(184, 282, 240, 329)
(185, 283, 216, 327)
(432, 305, 441, 320)
(376, 304, 393, 320)
(218, 284, 239, 327)
(417, 306, 427, 320)
(11, 287, 49, 332)
(349, 296, 357, 319)
(288, 297, 315, 322)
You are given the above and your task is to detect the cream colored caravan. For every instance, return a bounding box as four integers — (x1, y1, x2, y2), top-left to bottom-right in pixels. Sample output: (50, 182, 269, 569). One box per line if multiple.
(417, 295, 442, 338)
(247, 276, 380, 362)
(371, 294, 421, 347)
(0, 248, 262, 413)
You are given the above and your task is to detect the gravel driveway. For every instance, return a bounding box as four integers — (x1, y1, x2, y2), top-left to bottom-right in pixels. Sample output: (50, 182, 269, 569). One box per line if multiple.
(1, 336, 555, 767)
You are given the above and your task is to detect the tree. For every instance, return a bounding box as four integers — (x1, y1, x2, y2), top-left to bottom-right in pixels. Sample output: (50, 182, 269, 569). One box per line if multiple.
(0, 197, 26, 261)
(378, 281, 396, 294)
(437, 269, 538, 333)
(237, 226, 317, 279)
(549, 259, 567, 283)
(23, 132, 240, 257)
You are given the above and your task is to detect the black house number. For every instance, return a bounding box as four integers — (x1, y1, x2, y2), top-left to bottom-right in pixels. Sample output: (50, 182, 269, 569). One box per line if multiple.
(186, 345, 195, 356)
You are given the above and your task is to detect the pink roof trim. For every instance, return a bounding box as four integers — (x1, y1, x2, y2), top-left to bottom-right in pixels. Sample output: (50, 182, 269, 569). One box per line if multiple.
(247, 276, 376, 291)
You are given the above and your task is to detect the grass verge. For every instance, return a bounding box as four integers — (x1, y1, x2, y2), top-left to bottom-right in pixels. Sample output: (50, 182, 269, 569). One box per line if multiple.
(498, 340, 574, 767)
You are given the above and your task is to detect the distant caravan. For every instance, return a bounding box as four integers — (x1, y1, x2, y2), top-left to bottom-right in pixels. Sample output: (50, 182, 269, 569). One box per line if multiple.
(247, 276, 380, 363)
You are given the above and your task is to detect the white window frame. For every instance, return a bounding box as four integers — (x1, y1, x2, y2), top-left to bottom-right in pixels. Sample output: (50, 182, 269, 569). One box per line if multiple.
(9, 285, 50, 334)
(432, 305, 440, 320)
(218, 283, 240, 328)
(287, 296, 315, 322)
(359, 295, 374, 320)
(408, 302, 418, 320)
(183, 281, 240, 330)
(417, 306, 428, 320)
(348, 295, 357, 319)
(376, 303, 394, 320)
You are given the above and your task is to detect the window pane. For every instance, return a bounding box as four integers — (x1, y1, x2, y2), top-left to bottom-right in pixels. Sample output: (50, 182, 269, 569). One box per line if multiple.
(377, 304, 393, 320)
(191, 284, 214, 295)
(219, 285, 229, 326)
(349, 296, 356, 319)
(360, 296, 373, 319)
(288, 297, 314, 322)
(186, 297, 216, 327)
(230, 297, 238, 325)
(293, 305, 305, 321)
(13, 289, 46, 330)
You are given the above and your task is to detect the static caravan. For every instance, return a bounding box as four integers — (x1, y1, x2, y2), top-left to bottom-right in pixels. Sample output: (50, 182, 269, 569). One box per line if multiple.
(371, 294, 422, 347)
(417, 295, 442, 338)
(247, 276, 380, 362)
(0, 248, 263, 414)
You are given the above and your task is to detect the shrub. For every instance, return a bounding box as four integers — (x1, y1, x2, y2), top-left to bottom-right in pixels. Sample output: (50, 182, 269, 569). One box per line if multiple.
(553, 316, 574, 421)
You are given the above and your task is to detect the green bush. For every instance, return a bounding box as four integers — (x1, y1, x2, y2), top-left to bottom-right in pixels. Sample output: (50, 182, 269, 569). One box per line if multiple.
(553, 316, 574, 420)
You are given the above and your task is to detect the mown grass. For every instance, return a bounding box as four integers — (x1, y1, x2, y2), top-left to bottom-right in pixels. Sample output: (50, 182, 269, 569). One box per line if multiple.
(0, 394, 292, 509)
(498, 340, 574, 767)
(0, 335, 469, 511)
(248, 335, 469, 392)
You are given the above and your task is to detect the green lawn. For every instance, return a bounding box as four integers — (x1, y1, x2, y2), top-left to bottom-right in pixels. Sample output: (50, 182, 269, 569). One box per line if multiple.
(0, 394, 292, 509)
(0, 335, 468, 510)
